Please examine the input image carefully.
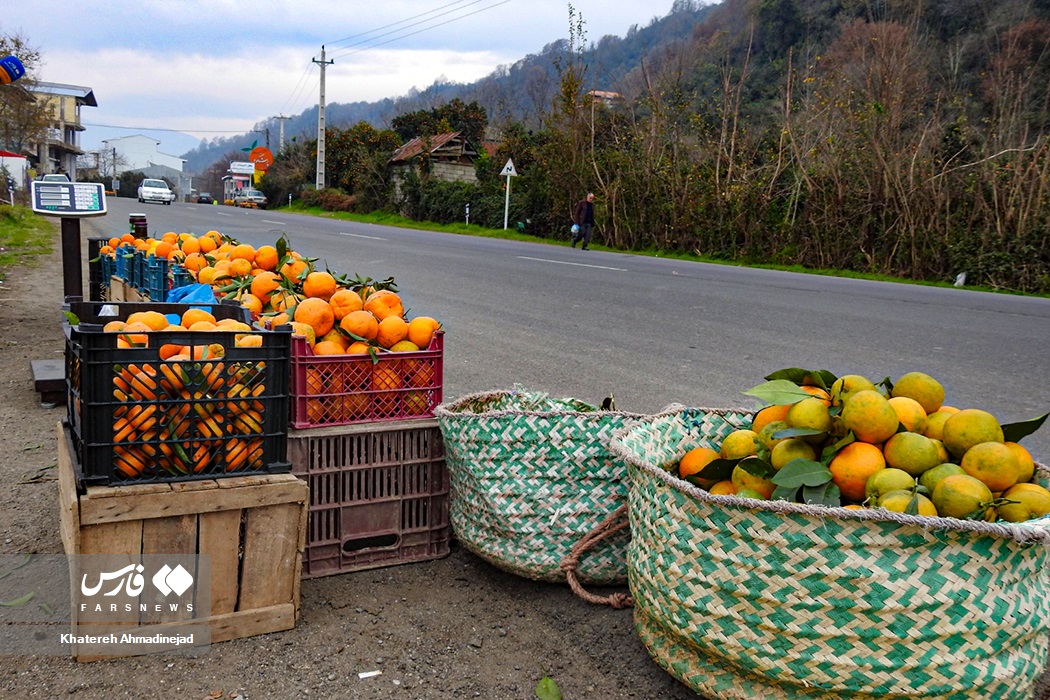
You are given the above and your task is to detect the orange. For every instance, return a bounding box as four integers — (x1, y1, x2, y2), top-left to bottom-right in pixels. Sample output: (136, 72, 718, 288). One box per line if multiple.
(181, 308, 217, 328)
(799, 385, 832, 406)
(677, 446, 721, 489)
(407, 316, 441, 348)
(229, 243, 256, 263)
(363, 290, 404, 321)
(250, 270, 282, 303)
(180, 236, 201, 255)
(108, 236, 121, 248)
(931, 473, 994, 520)
(313, 340, 346, 356)
(182, 252, 208, 273)
(891, 372, 945, 415)
(188, 320, 217, 331)
(229, 258, 254, 278)
(1005, 442, 1036, 484)
(319, 329, 351, 350)
(302, 271, 338, 300)
(840, 390, 900, 444)
(102, 320, 125, 332)
(375, 315, 409, 349)
(829, 442, 886, 502)
(288, 321, 316, 347)
(254, 245, 279, 271)
(197, 235, 217, 254)
(329, 288, 364, 320)
(751, 404, 790, 435)
(942, 409, 1004, 459)
(197, 267, 220, 285)
(340, 310, 379, 341)
(125, 310, 169, 331)
(998, 483, 1050, 522)
(154, 241, 175, 259)
(709, 481, 736, 496)
(280, 258, 309, 284)
(888, 396, 928, 434)
(294, 297, 335, 338)
(960, 441, 1021, 492)
(238, 292, 264, 317)
(347, 341, 372, 354)
(120, 232, 135, 244)
(731, 464, 776, 499)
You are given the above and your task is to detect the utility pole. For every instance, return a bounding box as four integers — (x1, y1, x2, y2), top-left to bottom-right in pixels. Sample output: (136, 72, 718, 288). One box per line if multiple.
(312, 46, 334, 190)
(275, 114, 291, 152)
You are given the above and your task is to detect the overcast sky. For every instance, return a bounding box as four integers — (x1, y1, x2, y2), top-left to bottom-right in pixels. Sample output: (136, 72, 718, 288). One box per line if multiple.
(4, 1, 679, 154)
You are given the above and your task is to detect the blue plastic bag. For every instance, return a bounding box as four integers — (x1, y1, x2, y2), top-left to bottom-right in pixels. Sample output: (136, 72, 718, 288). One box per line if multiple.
(165, 283, 218, 305)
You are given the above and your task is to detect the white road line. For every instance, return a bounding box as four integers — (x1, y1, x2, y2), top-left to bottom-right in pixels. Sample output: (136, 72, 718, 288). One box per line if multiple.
(338, 231, 386, 240)
(261, 219, 283, 224)
(213, 211, 232, 216)
(517, 255, 626, 271)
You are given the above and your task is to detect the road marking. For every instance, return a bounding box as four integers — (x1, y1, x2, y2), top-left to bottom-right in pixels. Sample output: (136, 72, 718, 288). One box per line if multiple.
(261, 219, 283, 224)
(517, 256, 625, 272)
(213, 211, 232, 217)
(338, 231, 386, 240)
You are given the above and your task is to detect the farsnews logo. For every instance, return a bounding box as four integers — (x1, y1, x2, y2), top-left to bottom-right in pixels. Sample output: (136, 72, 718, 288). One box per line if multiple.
(81, 564, 193, 598)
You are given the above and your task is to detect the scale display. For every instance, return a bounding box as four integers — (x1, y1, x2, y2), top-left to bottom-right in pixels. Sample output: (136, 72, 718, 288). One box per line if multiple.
(30, 181, 107, 217)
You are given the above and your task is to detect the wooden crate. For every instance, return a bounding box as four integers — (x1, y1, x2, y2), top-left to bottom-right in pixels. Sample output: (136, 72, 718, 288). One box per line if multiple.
(56, 422, 308, 662)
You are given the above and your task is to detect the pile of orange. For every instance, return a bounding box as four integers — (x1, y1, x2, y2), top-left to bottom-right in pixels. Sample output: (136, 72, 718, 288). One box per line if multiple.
(94, 308, 273, 479)
(677, 370, 1049, 524)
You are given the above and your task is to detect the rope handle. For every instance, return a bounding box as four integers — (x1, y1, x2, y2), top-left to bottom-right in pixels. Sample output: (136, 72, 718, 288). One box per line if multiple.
(559, 504, 634, 609)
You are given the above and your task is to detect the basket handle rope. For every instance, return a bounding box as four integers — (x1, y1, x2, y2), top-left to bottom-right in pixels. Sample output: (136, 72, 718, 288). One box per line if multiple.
(559, 504, 634, 609)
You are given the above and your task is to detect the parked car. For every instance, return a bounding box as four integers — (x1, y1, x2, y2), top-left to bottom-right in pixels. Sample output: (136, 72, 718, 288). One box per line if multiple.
(233, 188, 268, 208)
(137, 178, 176, 205)
(196, 192, 215, 205)
(39, 173, 71, 182)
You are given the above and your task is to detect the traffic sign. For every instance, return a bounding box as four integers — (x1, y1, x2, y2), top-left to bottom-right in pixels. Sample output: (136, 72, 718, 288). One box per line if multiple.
(500, 159, 518, 177)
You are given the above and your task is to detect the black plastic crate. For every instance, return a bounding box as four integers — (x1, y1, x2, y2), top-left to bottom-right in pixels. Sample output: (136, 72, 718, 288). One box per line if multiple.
(64, 300, 292, 489)
(87, 237, 108, 302)
(288, 419, 450, 577)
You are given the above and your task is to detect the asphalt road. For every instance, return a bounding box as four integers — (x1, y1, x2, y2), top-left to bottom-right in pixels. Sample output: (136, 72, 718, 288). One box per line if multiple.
(83, 197, 1050, 462)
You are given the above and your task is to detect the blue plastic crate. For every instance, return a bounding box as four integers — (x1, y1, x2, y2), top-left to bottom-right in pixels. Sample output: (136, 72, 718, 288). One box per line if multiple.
(141, 255, 169, 301)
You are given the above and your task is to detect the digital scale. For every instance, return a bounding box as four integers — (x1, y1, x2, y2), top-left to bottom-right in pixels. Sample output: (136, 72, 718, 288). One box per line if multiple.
(29, 181, 108, 299)
(30, 180, 107, 217)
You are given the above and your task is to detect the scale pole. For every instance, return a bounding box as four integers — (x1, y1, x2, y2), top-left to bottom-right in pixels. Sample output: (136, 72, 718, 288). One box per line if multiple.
(61, 217, 83, 300)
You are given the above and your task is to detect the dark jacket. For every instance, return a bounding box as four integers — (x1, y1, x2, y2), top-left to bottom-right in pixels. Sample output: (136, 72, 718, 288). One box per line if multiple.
(573, 198, 594, 226)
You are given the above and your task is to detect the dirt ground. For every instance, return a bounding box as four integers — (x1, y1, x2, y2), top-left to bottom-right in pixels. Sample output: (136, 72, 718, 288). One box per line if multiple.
(0, 227, 700, 700)
(3, 227, 1049, 700)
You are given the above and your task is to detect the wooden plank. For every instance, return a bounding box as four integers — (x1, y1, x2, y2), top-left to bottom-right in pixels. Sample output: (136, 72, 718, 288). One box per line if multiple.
(73, 603, 297, 662)
(139, 513, 199, 624)
(57, 423, 81, 556)
(78, 520, 141, 557)
(238, 503, 303, 610)
(198, 509, 242, 617)
(79, 476, 306, 525)
(31, 359, 65, 392)
(288, 417, 439, 440)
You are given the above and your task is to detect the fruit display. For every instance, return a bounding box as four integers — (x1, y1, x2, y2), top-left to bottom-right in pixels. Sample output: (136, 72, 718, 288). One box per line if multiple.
(677, 368, 1048, 523)
(99, 229, 445, 427)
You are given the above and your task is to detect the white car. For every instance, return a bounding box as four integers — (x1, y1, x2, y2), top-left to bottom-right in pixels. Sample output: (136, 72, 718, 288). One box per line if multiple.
(233, 188, 268, 208)
(40, 173, 71, 182)
(137, 178, 176, 205)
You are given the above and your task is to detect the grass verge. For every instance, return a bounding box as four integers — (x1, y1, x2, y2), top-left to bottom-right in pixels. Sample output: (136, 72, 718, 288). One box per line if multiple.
(0, 205, 55, 280)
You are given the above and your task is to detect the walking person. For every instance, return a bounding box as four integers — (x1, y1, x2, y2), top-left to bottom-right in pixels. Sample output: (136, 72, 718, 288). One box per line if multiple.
(572, 192, 595, 250)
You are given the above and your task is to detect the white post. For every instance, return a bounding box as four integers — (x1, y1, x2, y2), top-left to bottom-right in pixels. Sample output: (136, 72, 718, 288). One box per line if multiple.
(503, 176, 511, 230)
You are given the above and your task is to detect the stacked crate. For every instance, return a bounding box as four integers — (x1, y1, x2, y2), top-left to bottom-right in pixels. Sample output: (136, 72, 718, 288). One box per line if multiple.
(287, 332, 450, 577)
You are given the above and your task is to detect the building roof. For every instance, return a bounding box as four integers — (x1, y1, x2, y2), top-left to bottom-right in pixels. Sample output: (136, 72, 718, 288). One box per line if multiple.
(390, 131, 478, 163)
(0, 150, 27, 159)
(30, 81, 98, 107)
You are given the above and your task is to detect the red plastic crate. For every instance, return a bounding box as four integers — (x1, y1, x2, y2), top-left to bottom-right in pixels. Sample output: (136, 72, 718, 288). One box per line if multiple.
(288, 419, 450, 578)
(289, 331, 443, 429)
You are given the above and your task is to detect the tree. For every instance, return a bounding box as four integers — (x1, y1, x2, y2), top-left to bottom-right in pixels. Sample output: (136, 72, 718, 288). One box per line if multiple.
(0, 32, 51, 156)
(391, 98, 488, 147)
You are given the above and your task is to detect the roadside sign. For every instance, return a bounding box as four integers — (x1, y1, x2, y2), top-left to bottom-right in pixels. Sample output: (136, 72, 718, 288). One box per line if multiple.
(500, 159, 518, 177)
(30, 181, 107, 217)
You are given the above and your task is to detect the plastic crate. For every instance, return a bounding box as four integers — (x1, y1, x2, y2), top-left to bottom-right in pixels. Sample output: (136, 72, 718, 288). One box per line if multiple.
(289, 331, 443, 429)
(113, 244, 135, 281)
(169, 262, 193, 293)
(64, 300, 292, 489)
(288, 419, 450, 577)
(140, 255, 168, 301)
(87, 237, 108, 302)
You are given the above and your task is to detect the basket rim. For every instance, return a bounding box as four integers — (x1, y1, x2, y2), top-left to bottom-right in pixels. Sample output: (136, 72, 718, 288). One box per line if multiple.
(434, 387, 665, 421)
(609, 405, 1050, 547)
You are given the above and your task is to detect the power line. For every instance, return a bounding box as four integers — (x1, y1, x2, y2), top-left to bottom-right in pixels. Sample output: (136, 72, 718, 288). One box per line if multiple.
(326, 0, 477, 49)
(328, 0, 510, 61)
(82, 122, 260, 135)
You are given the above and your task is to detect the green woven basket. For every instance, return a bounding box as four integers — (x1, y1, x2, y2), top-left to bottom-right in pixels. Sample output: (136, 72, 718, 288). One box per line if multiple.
(435, 388, 651, 585)
(609, 407, 1050, 699)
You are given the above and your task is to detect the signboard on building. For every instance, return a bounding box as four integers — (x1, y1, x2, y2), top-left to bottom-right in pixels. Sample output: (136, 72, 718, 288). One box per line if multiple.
(229, 161, 255, 175)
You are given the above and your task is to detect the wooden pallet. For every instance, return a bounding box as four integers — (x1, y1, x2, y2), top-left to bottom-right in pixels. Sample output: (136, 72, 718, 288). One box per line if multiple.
(56, 423, 308, 661)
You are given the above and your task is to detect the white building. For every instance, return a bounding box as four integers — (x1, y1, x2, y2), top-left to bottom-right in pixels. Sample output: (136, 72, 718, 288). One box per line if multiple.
(101, 134, 186, 174)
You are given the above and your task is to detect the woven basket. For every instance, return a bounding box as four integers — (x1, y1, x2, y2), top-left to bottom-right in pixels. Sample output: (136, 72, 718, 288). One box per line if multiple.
(609, 407, 1050, 700)
(435, 388, 651, 585)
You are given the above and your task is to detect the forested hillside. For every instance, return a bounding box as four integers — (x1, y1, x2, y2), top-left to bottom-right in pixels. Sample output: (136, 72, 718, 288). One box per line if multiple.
(200, 0, 1050, 292)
